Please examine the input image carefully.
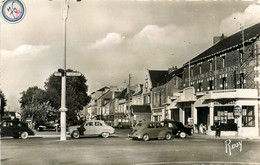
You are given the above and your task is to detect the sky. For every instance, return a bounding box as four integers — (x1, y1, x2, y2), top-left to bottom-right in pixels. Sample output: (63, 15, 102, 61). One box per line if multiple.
(0, 0, 260, 111)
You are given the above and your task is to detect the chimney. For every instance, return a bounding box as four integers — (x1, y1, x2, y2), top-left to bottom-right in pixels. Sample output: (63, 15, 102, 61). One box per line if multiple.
(168, 66, 177, 74)
(213, 33, 227, 45)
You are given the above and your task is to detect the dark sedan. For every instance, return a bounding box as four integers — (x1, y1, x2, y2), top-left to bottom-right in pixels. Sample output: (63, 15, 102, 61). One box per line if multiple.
(162, 120, 192, 138)
(128, 122, 172, 141)
(35, 122, 59, 132)
(0, 120, 34, 139)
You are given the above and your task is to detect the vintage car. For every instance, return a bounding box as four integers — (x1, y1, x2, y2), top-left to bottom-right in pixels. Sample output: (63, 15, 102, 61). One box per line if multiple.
(128, 122, 172, 141)
(162, 120, 193, 138)
(35, 121, 60, 132)
(0, 120, 35, 139)
(68, 120, 115, 139)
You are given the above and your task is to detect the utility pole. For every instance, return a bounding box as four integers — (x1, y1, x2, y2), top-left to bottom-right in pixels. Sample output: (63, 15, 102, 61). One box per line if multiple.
(50, 0, 82, 141)
(128, 74, 131, 127)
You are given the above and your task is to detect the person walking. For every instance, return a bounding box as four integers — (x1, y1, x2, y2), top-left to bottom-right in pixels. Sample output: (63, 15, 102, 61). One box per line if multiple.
(215, 120, 221, 137)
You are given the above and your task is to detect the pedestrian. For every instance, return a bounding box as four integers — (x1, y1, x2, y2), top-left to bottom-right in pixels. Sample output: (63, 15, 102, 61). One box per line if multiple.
(203, 124, 207, 134)
(199, 123, 204, 134)
(215, 120, 221, 137)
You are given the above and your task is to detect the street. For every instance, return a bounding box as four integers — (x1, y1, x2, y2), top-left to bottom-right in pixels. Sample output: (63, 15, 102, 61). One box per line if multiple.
(1, 129, 260, 165)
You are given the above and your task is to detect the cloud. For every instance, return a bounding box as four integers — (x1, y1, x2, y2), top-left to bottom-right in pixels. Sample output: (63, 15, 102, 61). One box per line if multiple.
(132, 24, 183, 46)
(88, 33, 125, 49)
(220, 4, 260, 34)
(1, 44, 50, 57)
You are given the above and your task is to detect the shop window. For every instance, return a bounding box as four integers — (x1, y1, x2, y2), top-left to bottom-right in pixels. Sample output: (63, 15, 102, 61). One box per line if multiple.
(242, 106, 255, 127)
(214, 106, 234, 124)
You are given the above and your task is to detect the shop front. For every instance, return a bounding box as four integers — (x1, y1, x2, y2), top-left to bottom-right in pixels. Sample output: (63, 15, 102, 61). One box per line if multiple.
(194, 89, 259, 137)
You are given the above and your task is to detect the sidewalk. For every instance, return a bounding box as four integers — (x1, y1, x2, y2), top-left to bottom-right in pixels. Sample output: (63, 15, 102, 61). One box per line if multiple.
(192, 133, 260, 141)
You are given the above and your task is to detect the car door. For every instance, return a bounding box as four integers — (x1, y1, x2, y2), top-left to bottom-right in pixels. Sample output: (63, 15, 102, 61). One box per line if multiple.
(1, 121, 11, 137)
(4, 121, 16, 137)
(94, 121, 103, 135)
(146, 123, 157, 138)
(84, 121, 96, 136)
(169, 122, 179, 135)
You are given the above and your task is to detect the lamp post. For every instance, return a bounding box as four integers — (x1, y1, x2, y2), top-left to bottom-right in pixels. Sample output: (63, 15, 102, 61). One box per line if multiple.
(50, 0, 81, 141)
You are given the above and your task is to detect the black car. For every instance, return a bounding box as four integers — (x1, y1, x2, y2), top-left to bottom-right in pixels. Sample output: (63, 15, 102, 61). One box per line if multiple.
(162, 120, 192, 138)
(0, 120, 34, 139)
(35, 122, 60, 132)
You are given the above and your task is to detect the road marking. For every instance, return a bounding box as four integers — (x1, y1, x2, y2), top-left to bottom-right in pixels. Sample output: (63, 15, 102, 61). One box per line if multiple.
(133, 161, 260, 165)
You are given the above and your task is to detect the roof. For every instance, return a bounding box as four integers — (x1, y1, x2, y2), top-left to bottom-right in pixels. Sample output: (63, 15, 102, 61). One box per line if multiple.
(131, 105, 151, 114)
(187, 23, 260, 65)
(158, 67, 184, 85)
(148, 70, 168, 87)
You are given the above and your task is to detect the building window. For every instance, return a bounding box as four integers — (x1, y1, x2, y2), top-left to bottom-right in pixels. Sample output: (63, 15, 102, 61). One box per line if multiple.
(222, 56, 225, 68)
(240, 52, 243, 64)
(147, 95, 150, 104)
(199, 65, 202, 74)
(239, 73, 244, 89)
(209, 61, 213, 71)
(190, 67, 194, 77)
(209, 80, 213, 90)
(242, 106, 255, 127)
(221, 77, 226, 90)
(198, 82, 202, 92)
(214, 106, 234, 124)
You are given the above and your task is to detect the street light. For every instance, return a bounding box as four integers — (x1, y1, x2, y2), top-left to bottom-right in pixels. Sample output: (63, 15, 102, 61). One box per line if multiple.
(50, 0, 81, 141)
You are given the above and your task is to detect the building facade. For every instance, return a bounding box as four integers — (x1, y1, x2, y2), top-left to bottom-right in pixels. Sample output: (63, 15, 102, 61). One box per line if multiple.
(167, 23, 260, 137)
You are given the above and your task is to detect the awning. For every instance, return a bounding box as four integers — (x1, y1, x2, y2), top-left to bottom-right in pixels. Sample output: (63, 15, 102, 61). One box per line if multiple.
(167, 101, 178, 110)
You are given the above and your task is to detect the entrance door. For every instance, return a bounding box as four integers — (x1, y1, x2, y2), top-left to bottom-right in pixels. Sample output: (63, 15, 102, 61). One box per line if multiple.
(197, 107, 209, 125)
(185, 108, 191, 125)
(171, 109, 179, 121)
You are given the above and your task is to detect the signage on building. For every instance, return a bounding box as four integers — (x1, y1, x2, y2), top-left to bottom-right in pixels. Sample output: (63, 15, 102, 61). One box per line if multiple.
(233, 105, 242, 118)
(214, 99, 236, 105)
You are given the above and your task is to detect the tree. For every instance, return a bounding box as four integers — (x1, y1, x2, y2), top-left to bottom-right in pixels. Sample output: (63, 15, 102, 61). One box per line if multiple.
(20, 86, 48, 108)
(0, 89, 7, 118)
(20, 86, 59, 124)
(21, 101, 57, 125)
(45, 69, 91, 124)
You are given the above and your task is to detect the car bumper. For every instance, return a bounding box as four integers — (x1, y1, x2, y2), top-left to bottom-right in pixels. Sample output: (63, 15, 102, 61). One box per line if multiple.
(129, 134, 142, 140)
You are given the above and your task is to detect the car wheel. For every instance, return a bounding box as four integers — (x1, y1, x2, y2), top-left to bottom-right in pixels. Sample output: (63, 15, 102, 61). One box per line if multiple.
(36, 127, 40, 132)
(143, 134, 150, 141)
(20, 131, 29, 139)
(165, 132, 172, 140)
(102, 132, 109, 138)
(72, 131, 80, 139)
(179, 132, 187, 138)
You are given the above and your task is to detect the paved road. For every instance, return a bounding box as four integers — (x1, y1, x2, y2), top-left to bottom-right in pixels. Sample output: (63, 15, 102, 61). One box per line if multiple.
(1, 130, 260, 165)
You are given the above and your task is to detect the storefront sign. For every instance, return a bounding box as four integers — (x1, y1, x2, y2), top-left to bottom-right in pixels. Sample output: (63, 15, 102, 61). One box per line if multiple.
(233, 105, 242, 118)
(214, 99, 236, 105)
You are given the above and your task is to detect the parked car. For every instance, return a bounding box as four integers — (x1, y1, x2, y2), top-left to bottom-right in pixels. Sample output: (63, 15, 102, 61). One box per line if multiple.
(68, 120, 115, 139)
(128, 122, 172, 141)
(162, 120, 192, 138)
(35, 121, 60, 132)
(0, 120, 34, 139)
